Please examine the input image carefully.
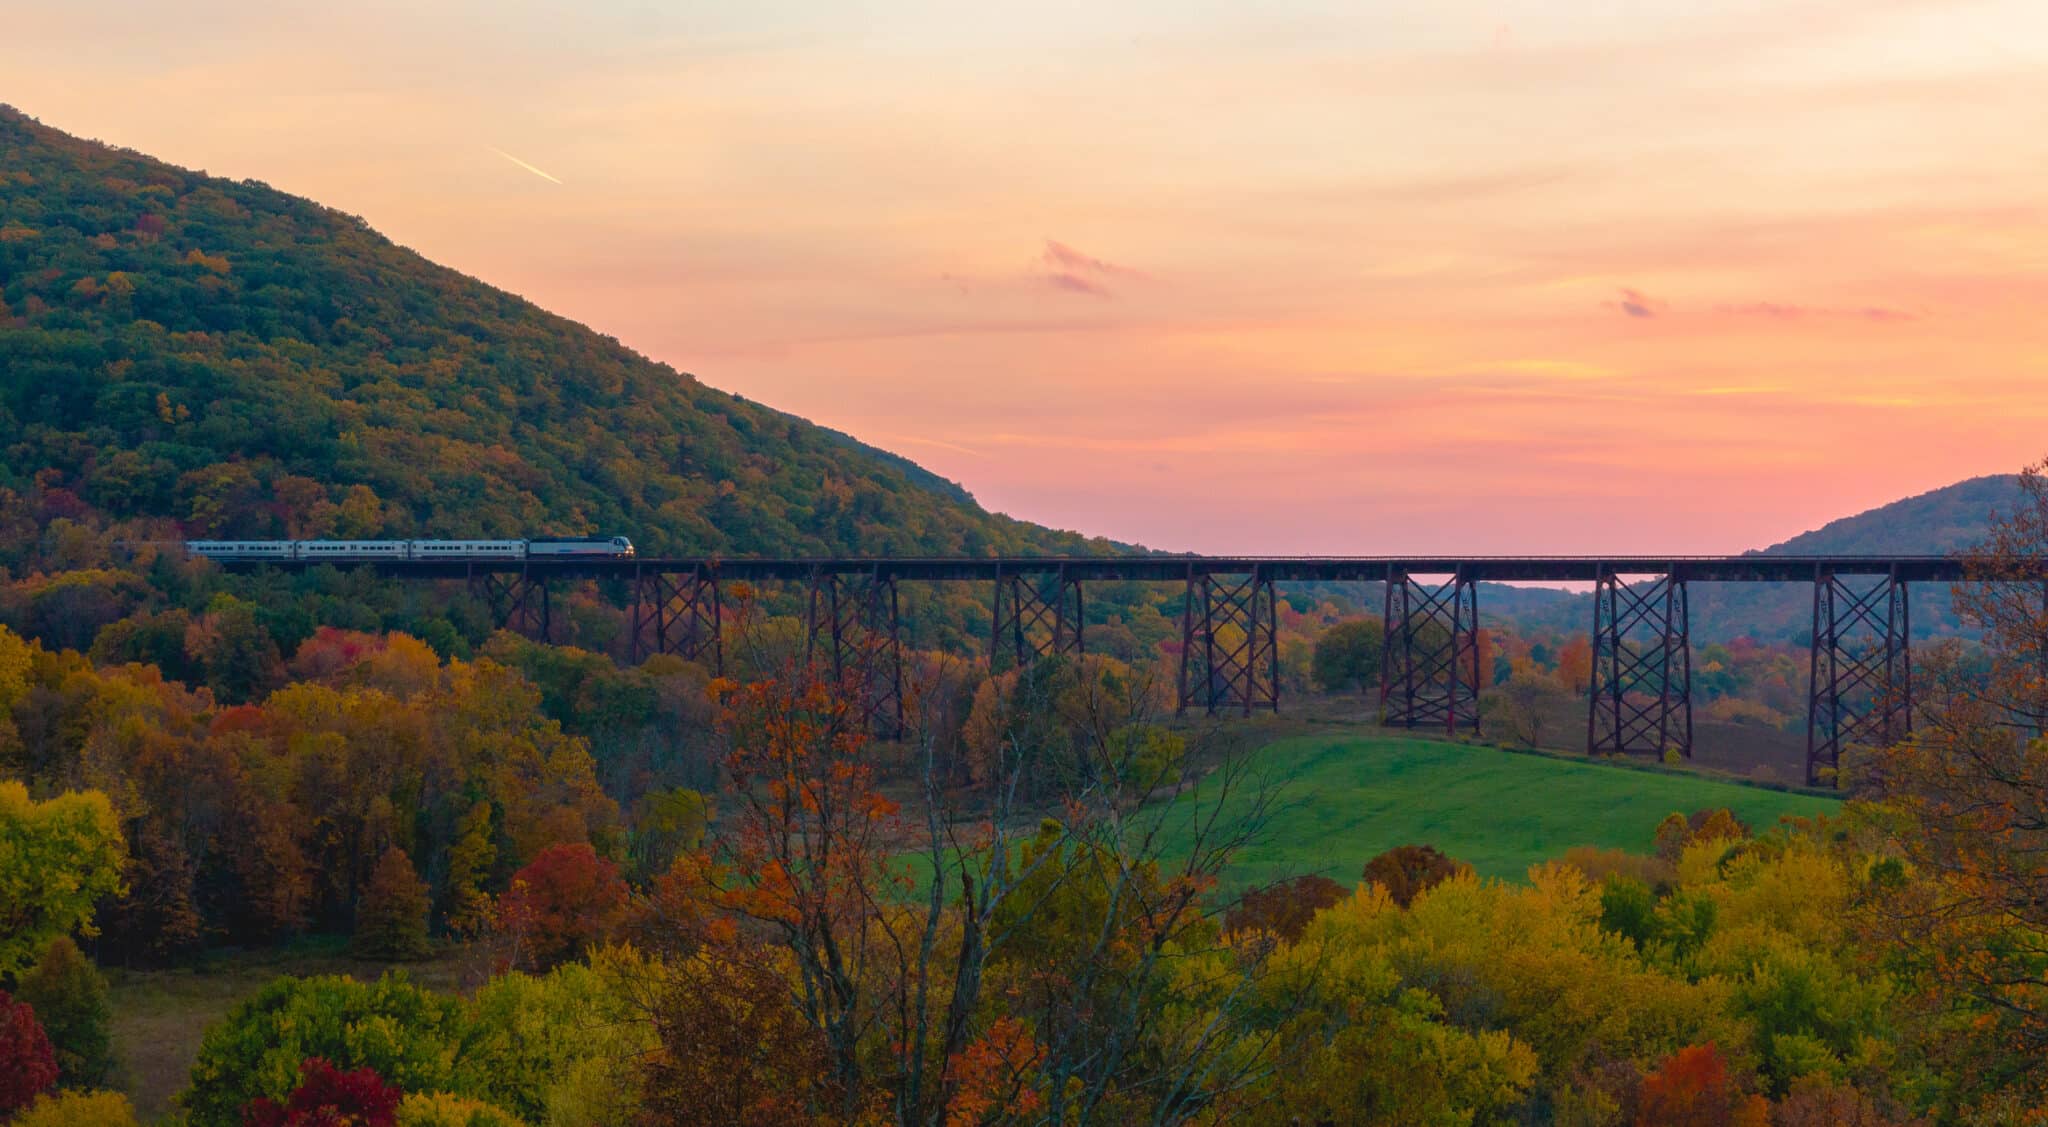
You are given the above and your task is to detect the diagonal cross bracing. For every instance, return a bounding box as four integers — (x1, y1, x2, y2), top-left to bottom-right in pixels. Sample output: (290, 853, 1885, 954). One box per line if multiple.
(470, 566, 550, 643)
(991, 567, 1084, 673)
(1806, 567, 1911, 785)
(1177, 567, 1280, 715)
(1587, 571, 1692, 759)
(808, 566, 904, 739)
(1379, 570, 1481, 734)
(629, 564, 722, 671)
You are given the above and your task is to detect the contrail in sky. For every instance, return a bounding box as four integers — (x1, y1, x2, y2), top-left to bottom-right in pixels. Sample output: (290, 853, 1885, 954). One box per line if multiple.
(487, 146, 563, 185)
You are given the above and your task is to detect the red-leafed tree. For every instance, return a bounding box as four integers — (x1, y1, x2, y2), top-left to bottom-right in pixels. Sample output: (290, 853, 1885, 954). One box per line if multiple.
(498, 842, 628, 970)
(1635, 1044, 1768, 1127)
(0, 990, 59, 1117)
(243, 1057, 402, 1127)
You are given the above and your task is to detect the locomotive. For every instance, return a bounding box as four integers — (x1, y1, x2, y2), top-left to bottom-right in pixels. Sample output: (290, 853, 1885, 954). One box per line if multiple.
(184, 536, 636, 561)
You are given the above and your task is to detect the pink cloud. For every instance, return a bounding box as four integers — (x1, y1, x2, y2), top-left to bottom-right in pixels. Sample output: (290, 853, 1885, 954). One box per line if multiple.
(1045, 271, 1112, 297)
(1038, 239, 1147, 297)
(1042, 239, 1147, 279)
(1606, 287, 1664, 318)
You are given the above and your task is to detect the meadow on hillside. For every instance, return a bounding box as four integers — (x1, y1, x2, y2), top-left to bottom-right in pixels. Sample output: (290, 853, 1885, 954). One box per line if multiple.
(1173, 733, 1840, 886)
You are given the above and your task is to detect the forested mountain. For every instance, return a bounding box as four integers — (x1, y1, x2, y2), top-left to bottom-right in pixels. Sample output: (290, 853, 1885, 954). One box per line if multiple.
(0, 105, 1107, 559)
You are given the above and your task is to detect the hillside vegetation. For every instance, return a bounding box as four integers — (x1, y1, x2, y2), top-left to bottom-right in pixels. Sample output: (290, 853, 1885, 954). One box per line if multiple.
(0, 105, 1104, 560)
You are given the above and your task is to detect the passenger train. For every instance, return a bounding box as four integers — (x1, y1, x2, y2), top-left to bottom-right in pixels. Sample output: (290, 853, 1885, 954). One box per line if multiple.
(185, 536, 635, 561)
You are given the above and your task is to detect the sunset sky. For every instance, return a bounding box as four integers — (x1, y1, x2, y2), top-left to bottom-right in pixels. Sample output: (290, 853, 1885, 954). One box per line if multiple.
(8, 0, 2047, 554)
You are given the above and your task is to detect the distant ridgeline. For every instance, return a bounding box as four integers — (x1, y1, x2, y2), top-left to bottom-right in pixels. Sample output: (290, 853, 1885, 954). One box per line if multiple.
(0, 105, 1165, 661)
(1477, 475, 2022, 643)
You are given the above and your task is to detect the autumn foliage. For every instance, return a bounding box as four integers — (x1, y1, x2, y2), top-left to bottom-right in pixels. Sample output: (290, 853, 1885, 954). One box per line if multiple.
(497, 842, 628, 970)
(1634, 1044, 1768, 1127)
(0, 991, 59, 1117)
(1223, 874, 1348, 942)
(1361, 844, 1470, 908)
(244, 1058, 402, 1127)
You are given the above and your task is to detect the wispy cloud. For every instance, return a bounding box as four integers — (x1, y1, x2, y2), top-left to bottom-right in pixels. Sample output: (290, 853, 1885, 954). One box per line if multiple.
(1039, 240, 1146, 297)
(1045, 271, 1112, 297)
(1043, 240, 1146, 279)
(1606, 287, 1663, 319)
(487, 146, 563, 185)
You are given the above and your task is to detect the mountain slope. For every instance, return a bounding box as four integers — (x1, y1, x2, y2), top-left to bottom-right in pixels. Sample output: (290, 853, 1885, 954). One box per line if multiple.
(1752, 475, 2021, 557)
(1497, 476, 2023, 641)
(0, 105, 1108, 561)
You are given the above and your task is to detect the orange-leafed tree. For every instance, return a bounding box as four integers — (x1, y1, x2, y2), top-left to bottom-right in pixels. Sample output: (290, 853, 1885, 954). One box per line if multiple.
(1634, 1044, 1767, 1127)
(1860, 459, 2048, 1110)
(635, 606, 1292, 1125)
(1555, 633, 1594, 695)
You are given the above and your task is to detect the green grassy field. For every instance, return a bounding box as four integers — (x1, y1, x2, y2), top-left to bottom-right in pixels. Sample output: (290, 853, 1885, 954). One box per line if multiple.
(1167, 733, 1842, 888)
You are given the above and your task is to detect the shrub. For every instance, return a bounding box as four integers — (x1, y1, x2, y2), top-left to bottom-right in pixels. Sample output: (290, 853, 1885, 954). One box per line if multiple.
(14, 936, 112, 1087)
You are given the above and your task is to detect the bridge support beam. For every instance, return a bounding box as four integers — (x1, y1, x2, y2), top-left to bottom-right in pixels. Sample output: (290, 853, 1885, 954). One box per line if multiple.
(629, 565, 722, 672)
(1807, 566, 1911, 786)
(808, 567, 904, 739)
(1587, 570, 1692, 760)
(1380, 569, 1480, 734)
(470, 567, 550, 643)
(990, 567, 1084, 673)
(1177, 567, 1280, 715)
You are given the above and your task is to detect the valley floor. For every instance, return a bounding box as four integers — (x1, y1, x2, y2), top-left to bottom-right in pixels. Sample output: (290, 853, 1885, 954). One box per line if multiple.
(101, 723, 1839, 1122)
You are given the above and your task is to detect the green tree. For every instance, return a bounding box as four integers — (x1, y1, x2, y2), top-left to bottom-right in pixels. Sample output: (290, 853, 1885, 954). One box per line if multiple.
(1312, 618, 1385, 695)
(0, 783, 125, 978)
(183, 593, 283, 704)
(180, 974, 473, 1127)
(354, 847, 432, 962)
(14, 937, 111, 1087)
(1481, 669, 1574, 748)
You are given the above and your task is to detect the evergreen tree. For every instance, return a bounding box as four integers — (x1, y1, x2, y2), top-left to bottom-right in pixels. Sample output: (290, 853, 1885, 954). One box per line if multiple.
(353, 848, 431, 962)
(442, 801, 496, 938)
(14, 937, 111, 1087)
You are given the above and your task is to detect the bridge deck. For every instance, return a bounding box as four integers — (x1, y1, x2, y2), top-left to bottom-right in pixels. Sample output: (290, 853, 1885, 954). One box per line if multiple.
(212, 554, 2001, 583)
